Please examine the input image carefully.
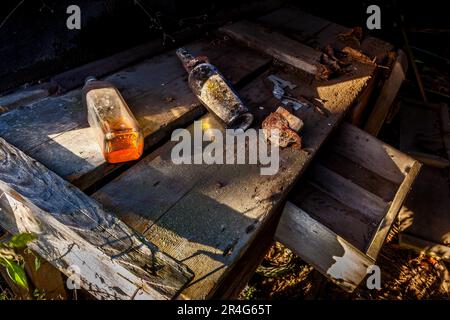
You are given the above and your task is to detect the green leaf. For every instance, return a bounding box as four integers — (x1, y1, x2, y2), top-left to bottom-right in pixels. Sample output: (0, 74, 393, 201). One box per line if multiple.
(34, 256, 41, 271)
(4, 259, 28, 289)
(7, 233, 36, 248)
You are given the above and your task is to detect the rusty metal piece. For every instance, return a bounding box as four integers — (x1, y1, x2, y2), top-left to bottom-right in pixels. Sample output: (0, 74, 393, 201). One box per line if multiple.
(341, 47, 374, 65)
(275, 106, 304, 132)
(321, 53, 341, 73)
(338, 27, 364, 46)
(176, 48, 253, 131)
(316, 64, 332, 81)
(262, 109, 302, 148)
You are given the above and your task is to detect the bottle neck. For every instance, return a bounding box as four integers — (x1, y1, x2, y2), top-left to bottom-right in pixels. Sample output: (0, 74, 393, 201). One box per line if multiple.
(176, 48, 209, 72)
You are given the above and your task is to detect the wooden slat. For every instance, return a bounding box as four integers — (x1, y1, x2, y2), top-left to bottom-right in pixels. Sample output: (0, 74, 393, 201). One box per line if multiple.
(220, 21, 323, 76)
(399, 233, 450, 261)
(0, 83, 56, 114)
(308, 164, 389, 221)
(0, 138, 193, 300)
(51, 35, 186, 93)
(289, 182, 376, 252)
(366, 161, 421, 258)
(258, 7, 394, 64)
(364, 50, 408, 136)
(275, 202, 375, 292)
(318, 151, 399, 201)
(0, 40, 271, 191)
(330, 123, 415, 185)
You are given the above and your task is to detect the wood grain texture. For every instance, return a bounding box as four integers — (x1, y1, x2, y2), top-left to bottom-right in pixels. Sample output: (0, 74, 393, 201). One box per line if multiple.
(309, 164, 389, 221)
(318, 151, 399, 201)
(51, 38, 172, 93)
(275, 202, 375, 292)
(330, 123, 415, 185)
(366, 161, 421, 258)
(0, 83, 56, 114)
(0, 39, 270, 190)
(219, 20, 322, 76)
(258, 7, 394, 64)
(0, 138, 193, 300)
(290, 182, 376, 252)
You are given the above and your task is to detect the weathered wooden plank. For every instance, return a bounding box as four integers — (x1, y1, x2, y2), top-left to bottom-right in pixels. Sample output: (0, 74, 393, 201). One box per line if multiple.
(318, 151, 399, 201)
(366, 161, 421, 258)
(0, 82, 56, 114)
(322, 122, 420, 257)
(0, 39, 270, 191)
(211, 205, 284, 299)
(51, 32, 189, 93)
(364, 50, 408, 136)
(220, 21, 323, 76)
(275, 202, 375, 292)
(308, 164, 389, 221)
(258, 7, 394, 64)
(330, 123, 414, 185)
(289, 182, 375, 252)
(0, 138, 193, 300)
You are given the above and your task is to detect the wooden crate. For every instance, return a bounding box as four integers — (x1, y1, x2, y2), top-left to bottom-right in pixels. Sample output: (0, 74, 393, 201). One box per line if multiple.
(276, 123, 421, 292)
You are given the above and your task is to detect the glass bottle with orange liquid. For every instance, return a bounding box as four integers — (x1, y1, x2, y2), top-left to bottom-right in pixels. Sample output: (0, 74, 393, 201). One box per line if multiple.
(82, 77, 143, 163)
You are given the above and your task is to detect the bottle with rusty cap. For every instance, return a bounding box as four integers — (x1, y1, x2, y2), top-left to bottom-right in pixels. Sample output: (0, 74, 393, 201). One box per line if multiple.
(176, 48, 253, 131)
(82, 76, 143, 163)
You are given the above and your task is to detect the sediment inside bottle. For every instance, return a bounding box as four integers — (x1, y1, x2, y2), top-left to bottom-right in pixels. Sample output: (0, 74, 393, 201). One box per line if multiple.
(199, 73, 243, 120)
(104, 129, 143, 163)
(86, 87, 143, 163)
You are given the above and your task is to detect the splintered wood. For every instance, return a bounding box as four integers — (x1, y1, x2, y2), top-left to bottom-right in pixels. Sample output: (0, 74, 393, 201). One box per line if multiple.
(0, 138, 193, 300)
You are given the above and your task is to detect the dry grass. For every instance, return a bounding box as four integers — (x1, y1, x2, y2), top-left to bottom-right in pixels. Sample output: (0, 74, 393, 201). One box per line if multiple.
(241, 223, 450, 300)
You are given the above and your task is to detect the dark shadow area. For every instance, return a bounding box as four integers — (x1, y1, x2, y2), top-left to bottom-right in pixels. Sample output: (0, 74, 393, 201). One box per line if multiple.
(0, 0, 281, 92)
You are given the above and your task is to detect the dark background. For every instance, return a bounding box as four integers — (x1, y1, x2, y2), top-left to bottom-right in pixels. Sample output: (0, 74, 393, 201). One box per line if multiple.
(0, 0, 449, 93)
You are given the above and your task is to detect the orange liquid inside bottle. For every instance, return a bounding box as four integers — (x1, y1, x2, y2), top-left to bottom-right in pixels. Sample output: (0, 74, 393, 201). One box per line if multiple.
(82, 77, 143, 164)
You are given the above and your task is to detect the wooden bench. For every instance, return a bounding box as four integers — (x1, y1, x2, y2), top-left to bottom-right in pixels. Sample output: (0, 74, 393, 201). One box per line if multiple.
(276, 123, 420, 292)
(0, 7, 410, 299)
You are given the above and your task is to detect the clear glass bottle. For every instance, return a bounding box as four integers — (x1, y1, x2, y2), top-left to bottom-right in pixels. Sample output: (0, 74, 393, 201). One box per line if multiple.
(176, 48, 253, 131)
(82, 77, 143, 163)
